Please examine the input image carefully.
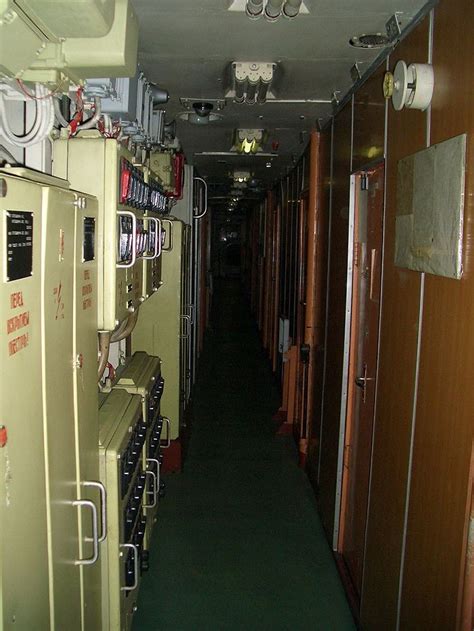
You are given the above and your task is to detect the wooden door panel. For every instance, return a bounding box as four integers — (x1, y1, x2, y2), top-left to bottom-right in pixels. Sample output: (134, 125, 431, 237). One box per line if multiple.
(340, 166, 384, 597)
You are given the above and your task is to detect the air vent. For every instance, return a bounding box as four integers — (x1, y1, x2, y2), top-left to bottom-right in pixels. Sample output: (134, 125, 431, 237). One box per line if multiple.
(349, 33, 390, 49)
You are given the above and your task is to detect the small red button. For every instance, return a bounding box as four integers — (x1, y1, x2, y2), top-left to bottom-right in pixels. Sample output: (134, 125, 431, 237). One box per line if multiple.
(0, 426, 8, 448)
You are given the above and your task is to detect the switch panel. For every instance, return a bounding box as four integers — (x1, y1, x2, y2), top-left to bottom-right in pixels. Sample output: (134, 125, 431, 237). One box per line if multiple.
(99, 389, 148, 631)
(53, 131, 156, 331)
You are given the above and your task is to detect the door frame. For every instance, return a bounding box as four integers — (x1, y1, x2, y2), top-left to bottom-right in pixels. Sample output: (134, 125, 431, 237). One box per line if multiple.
(333, 161, 385, 552)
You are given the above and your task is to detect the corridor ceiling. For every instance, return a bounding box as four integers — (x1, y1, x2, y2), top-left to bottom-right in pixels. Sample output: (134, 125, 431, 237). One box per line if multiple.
(133, 0, 432, 199)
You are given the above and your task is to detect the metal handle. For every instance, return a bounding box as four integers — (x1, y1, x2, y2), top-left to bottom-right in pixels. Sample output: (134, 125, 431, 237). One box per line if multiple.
(156, 218, 163, 258)
(355, 363, 374, 403)
(180, 314, 191, 339)
(186, 304, 195, 324)
(120, 543, 139, 592)
(144, 469, 158, 508)
(147, 458, 161, 493)
(193, 177, 208, 219)
(83, 481, 107, 543)
(117, 211, 137, 269)
(161, 218, 174, 251)
(161, 417, 171, 448)
(73, 499, 99, 566)
(142, 217, 159, 260)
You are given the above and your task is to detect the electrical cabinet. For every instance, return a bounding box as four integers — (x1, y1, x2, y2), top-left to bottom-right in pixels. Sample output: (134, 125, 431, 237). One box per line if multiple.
(111, 351, 167, 544)
(99, 390, 149, 631)
(142, 166, 168, 300)
(0, 168, 104, 630)
(0, 172, 50, 629)
(132, 219, 189, 441)
(53, 131, 161, 331)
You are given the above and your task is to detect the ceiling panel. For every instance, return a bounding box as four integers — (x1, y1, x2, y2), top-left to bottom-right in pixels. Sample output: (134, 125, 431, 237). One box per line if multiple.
(132, 0, 432, 198)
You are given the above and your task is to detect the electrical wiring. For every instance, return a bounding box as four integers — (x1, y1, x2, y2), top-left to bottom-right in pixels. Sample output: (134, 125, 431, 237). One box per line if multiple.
(16, 79, 64, 100)
(0, 83, 54, 148)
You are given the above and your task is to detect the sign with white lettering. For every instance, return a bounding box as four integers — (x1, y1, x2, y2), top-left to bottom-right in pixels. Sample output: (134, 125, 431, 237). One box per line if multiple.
(6, 211, 33, 281)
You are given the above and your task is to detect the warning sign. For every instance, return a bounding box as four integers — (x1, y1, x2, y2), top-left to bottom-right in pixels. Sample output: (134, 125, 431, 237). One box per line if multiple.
(6, 211, 33, 282)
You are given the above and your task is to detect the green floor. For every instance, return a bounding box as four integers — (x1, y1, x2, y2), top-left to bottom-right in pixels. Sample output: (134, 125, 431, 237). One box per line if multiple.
(133, 280, 355, 631)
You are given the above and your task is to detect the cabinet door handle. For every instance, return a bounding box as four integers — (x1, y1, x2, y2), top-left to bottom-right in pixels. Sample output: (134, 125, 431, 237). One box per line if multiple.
(144, 469, 158, 508)
(83, 481, 107, 543)
(116, 211, 137, 268)
(120, 543, 139, 592)
(73, 499, 99, 566)
(161, 218, 174, 251)
(161, 417, 171, 448)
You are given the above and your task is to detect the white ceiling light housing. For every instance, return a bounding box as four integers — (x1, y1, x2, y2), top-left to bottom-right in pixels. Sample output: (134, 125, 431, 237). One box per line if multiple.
(283, 0, 303, 19)
(230, 62, 276, 104)
(228, 0, 309, 18)
(383, 61, 434, 111)
(178, 112, 223, 125)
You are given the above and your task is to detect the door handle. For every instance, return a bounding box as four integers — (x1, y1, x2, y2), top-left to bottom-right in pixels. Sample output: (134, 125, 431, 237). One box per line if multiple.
(73, 499, 99, 566)
(180, 314, 191, 339)
(161, 417, 171, 448)
(120, 543, 139, 592)
(354, 363, 374, 403)
(143, 469, 158, 508)
(161, 218, 174, 251)
(83, 480, 107, 543)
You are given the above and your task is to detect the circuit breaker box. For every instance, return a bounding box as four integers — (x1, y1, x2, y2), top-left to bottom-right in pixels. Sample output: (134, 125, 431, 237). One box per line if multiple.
(53, 131, 154, 331)
(99, 390, 148, 631)
(0, 172, 51, 629)
(132, 219, 188, 441)
(142, 166, 168, 299)
(0, 168, 104, 630)
(112, 351, 167, 541)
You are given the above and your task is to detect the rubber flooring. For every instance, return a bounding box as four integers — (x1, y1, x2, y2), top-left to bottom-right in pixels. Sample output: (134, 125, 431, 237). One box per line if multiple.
(133, 279, 356, 631)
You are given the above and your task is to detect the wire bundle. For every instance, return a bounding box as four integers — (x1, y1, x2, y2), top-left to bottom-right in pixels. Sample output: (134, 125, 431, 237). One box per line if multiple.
(0, 82, 55, 148)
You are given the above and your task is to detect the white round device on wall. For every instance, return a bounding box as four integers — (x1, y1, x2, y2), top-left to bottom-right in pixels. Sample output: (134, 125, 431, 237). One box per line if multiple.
(383, 61, 434, 111)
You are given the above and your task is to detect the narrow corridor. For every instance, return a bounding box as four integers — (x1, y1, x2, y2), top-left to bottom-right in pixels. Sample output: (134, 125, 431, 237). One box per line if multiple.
(133, 280, 355, 630)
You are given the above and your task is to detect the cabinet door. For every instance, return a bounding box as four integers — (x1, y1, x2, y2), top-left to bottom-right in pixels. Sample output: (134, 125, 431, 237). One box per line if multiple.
(0, 179, 51, 629)
(42, 187, 82, 629)
(74, 203, 102, 630)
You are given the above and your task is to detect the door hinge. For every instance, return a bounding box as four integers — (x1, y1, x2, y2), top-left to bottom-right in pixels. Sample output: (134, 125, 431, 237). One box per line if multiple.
(361, 174, 368, 190)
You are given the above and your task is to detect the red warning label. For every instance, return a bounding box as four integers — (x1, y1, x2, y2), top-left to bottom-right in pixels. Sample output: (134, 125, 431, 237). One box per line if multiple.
(8, 332, 29, 356)
(6, 311, 30, 334)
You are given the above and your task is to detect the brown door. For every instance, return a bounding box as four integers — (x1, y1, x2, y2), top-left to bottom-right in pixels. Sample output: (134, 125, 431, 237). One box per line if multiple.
(339, 164, 384, 598)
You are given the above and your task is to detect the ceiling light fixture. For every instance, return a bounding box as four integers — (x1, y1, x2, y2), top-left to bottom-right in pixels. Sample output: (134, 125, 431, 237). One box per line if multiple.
(231, 62, 276, 105)
(233, 129, 265, 154)
(178, 101, 223, 125)
(349, 33, 390, 49)
(246, 0, 263, 19)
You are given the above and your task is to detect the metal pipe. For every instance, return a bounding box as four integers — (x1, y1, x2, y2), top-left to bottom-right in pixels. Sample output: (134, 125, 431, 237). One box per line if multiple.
(234, 78, 247, 104)
(256, 79, 270, 104)
(110, 309, 139, 343)
(265, 0, 284, 21)
(245, 79, 258, 104)
(246, 0, 263, 18)
(97, 331, 111, 381)
(283, 0, 303, 18)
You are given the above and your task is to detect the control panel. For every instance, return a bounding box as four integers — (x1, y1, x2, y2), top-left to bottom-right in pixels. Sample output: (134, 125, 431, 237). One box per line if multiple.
(99, 389, 148, 631)
(142, 166, 168, 299)
(111, 351, 168, 541)
(53, 131, 163, 330)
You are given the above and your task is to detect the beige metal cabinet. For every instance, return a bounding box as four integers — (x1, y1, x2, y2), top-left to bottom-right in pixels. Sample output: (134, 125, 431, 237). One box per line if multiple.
(53, 131, 147, 331)
(0, 170, 104, 631)
(98, 390, 147, 631)
(112, 351, 167, 543)
(0, 173, 51, 630)
(132, 219, 188, 441)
